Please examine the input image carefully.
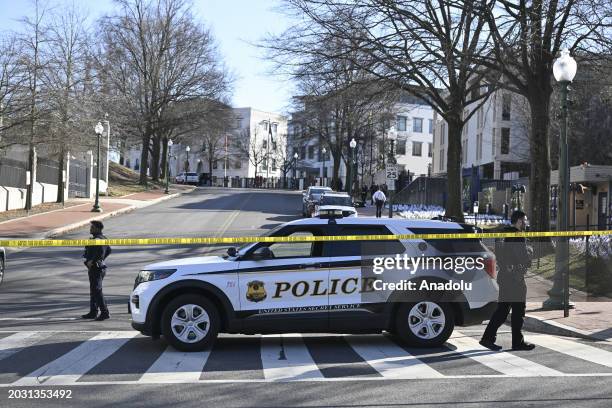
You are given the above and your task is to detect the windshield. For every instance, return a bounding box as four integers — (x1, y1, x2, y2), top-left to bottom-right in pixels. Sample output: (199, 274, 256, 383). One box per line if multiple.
(309, 188, 329, 196)
(320, 196, 352, 206)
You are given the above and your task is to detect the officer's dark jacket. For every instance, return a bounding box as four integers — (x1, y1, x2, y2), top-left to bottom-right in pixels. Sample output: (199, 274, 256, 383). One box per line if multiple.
(83, 233, 111, 270)
(496, 225, 531, 286)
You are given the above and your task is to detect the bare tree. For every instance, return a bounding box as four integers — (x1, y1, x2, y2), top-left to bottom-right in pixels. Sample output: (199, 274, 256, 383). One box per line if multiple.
(265, 0, 495, 220)
(98, 0, 231, 184)
(236, 127, 267, 178)
(479, 0, 612, 231)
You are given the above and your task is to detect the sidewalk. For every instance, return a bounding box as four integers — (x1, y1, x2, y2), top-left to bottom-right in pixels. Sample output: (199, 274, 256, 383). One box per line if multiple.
(0, 187, 194, 240)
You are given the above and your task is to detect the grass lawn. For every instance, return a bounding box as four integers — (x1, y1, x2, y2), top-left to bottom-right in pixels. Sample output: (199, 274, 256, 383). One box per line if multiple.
(104, 162, 167, 197)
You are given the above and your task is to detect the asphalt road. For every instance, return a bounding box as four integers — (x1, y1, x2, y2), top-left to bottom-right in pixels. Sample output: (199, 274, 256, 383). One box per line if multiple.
(1, 188, 612, 407)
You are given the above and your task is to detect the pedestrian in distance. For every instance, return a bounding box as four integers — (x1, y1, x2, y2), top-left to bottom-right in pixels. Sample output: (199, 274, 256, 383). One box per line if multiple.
(373, 186, 386, 218)
(480, 210, 535, 351)
(361, 185, 368, 205)
(370, 184, 376, 205)
(82, 220, 112, 321)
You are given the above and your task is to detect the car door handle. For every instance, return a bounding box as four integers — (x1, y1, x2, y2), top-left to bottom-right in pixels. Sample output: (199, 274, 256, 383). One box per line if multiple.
(299, 263, 322, 269)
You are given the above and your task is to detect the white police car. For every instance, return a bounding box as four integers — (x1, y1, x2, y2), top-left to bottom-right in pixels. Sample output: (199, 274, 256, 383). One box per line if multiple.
(130, 216, 498, 351)
(313, 192, 357, 217)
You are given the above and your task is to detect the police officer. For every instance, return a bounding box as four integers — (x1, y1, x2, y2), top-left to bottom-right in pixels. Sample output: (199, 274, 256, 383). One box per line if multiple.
(82, 220, 112, 321)
(480, 210, 535, 351)
(373, 186, 386, 218)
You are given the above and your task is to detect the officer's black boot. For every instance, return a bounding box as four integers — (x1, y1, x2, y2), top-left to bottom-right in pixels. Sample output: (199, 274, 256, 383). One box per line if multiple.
(81, 311, 97, 319)
(95, 311, 110, 321)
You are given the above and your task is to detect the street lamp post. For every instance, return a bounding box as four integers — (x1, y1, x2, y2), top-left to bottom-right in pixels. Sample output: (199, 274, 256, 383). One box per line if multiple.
(321, 147, 327, 187)
(91, 122, 104, 212)
(185, 145, 191, 172)
(293, 152, 299, 189)
(348, 138, 356, 196)
(165, 139, 173, 194)
(544, 49, 577, 315)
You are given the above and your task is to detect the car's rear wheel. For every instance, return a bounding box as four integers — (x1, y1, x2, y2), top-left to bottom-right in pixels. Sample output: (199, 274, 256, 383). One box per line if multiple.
(161, 294, 220, 351)
(394, 300, 454, 347)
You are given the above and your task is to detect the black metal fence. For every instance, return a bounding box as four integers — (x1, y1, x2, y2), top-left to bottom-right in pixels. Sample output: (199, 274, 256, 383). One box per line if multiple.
(36, 157, 60, 185)
(69, 158, 89, 198)
(0, 158, 27, 189)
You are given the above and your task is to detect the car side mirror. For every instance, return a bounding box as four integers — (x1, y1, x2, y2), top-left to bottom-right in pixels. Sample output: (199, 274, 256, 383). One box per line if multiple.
(227, 247, 237, 257)
(252, 246, 272, 260)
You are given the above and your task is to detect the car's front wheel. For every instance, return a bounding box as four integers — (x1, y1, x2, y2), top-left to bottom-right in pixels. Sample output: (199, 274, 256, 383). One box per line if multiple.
(161, 294, 220, 351)
(394, 300, 454, 347)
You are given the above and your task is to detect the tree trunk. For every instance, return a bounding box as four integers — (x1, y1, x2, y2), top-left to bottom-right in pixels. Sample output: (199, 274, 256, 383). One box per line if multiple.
(160, 137, 168, 180)
(150, 135, 161, 181)
(445, 118, 464, 221)
(139, 133, 150, 186)
(528, 93, 552, 232)
(332, 151, 341, 190)
(56, 151, 65, 204)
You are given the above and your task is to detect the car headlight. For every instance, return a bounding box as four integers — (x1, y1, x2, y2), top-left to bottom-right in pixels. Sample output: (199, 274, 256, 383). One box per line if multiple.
(134, 269, 176, 288)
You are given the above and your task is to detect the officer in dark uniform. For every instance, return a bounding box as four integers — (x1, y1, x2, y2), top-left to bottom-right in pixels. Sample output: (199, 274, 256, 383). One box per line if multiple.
(82, 220, 112, 321)
(480, 210, 535, 351)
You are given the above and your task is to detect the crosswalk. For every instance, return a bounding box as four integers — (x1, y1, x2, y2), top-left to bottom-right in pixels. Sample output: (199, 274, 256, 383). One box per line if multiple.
(1, 330, 612, 386)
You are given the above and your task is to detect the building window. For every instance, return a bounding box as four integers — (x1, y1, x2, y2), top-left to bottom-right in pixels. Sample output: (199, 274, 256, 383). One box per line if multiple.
(413, 117, 423, 133)
(412, 141, 422, 156)
(463, 109, 469, 135)
(236, 117, 242, 128)
(492, 128, 496, 156)
(439, 149, 444, 171)
(428, 142, 432, 157)
(462, 140, 467, 164)
(272, 123, 278, 133)
(300, 146, 306, 159)
(493, 92, 497, 118)
(308, 145, 314, 159)
(441, 123, 446, 145)
(262, 140, 267, 149)
(429, 119, 433, 134)
(396, 115, 407, 131)
(235, 160, 242, 169)
(397, 139, 406, 155)
(476, 133, 482, 160)
(501, 127, 510, 154)
(272, 159, 277, 170)
(213, 160, 218, 169)
(262, 121, 268, 131)
(502, 93, 511, 121)
(477, 107, 484, 129)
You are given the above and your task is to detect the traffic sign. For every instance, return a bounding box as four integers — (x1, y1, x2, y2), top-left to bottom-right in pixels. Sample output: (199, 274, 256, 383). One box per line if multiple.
(386, 164, 398, 180)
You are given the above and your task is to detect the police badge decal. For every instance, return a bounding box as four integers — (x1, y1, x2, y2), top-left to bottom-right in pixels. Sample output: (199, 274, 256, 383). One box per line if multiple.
(246, 280, 267, 302)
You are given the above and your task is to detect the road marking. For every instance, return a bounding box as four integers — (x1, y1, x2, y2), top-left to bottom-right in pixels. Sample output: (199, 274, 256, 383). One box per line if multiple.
(138, 347, 211, 383)
(0, 318, 80, 321)
(448, 331, 563, 376)
(529, 334, 612, 368)
(261, 334, 324, 381)
(0, 332, 52, 362)
(12, 331, 137, 386)
(344, 335, 443, 379)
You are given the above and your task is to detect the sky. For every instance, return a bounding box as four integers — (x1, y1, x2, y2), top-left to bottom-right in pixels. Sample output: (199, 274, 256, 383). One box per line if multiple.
(0, 0, 295, 114)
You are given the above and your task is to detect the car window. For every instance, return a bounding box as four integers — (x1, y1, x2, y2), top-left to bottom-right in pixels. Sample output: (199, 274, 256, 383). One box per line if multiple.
(407, 228, 485, 253)
(322, 226, 404, 257)
(320, 196, 352, 206)
(309, 188, 328, 195)
(268, 231, 314, 259)
(187, 172, 198, 176)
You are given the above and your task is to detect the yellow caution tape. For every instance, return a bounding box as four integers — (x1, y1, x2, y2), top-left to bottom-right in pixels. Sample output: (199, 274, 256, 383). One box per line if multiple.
(1, 230, 611, 247)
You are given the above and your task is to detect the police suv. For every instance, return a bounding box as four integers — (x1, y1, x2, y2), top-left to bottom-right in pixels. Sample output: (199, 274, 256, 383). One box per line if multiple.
(130, 215, 498, 351)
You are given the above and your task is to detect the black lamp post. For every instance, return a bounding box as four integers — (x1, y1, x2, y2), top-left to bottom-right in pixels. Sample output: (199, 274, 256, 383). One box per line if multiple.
(544, 49, 577, 314)
(293, 152, 298, 189)
(91, 122, 104, 212)
(321, 147, 326, 186)
(348, 138, 356, 195)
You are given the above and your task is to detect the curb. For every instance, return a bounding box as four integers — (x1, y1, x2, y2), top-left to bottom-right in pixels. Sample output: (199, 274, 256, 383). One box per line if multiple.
(520, 313, 600, 341)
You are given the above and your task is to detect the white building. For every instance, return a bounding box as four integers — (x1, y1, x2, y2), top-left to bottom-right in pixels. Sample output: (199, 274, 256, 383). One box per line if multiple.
(287, 93, 434, 188)
(432, 90, 531, 180)
(122, 107, 288, 186)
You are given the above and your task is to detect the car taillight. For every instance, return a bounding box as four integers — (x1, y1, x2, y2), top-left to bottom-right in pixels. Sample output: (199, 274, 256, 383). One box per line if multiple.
(484, 256, 496, 279)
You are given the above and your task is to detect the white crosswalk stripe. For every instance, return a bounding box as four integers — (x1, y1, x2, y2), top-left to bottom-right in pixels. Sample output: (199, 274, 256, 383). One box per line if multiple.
(345, 335, 443, 379)
(448, 331, 563, 376)
(11, 331, 138, 386)
(528, 334, 612, 368)
(261, 334, 324, 381)
(1, 331, 612, 385)
(0, 332, 53, 362)
(139, 347, 211, 383)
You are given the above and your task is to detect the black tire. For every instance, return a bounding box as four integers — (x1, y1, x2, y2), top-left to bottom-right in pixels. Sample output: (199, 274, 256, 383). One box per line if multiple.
(0, 256, 4, 286)
(161, 294, 220, 352)
(394, 300, 454, 347)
